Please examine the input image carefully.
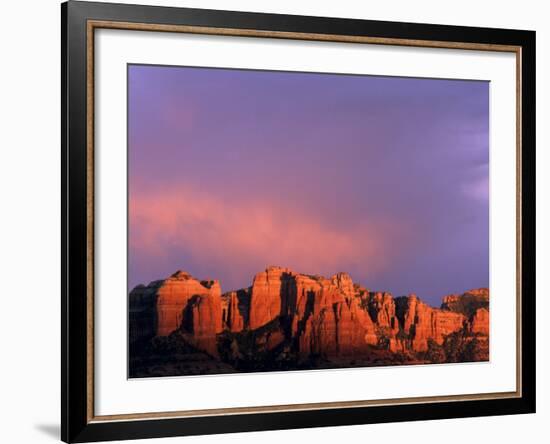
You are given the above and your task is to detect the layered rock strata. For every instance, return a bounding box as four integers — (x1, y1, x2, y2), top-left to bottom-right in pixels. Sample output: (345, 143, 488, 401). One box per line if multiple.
(129, 267, 489, 361)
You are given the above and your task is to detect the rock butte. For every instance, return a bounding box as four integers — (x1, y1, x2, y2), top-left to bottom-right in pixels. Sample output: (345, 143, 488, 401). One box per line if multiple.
(129, 266, 489, 361)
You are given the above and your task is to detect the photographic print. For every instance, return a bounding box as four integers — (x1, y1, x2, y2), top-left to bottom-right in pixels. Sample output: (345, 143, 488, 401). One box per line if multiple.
(63, 5, 535, 440)
(128, 65, 490, 378)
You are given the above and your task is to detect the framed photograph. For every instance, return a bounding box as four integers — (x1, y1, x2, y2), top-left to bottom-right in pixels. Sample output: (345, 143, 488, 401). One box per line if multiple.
(62, 1, 535, 442)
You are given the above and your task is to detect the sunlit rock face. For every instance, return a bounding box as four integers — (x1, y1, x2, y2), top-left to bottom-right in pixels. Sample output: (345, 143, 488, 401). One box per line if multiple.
(129, 267, 489, 372)
(470, 307, 490, 335)
(181, 292, 223, 356)
(292, 271, 378, 358)
(394, 295, 467, 352)
(129, 270, 222, 340)
(249, 266, 296, 330)
(221, 291, 245, 332)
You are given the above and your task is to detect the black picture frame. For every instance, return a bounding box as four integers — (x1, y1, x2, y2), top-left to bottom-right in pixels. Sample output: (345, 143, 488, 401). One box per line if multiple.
(62, 1, 536, 442)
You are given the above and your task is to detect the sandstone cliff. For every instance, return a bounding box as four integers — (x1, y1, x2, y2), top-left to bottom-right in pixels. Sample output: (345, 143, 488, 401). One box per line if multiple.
(129, 270, 222, 342)
(129, 266, 489, 376)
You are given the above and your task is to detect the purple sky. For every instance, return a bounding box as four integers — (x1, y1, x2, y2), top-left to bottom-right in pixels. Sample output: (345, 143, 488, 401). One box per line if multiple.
(128, 64, 489, 306)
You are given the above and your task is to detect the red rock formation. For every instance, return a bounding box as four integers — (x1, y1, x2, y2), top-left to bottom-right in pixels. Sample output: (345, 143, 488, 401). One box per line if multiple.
(441, 288, 489, 316)
(331, 272, 355, 295)
(129, 270, 222, 338)
(336, 297, 378, 355)
(222, 291, 244, 332)
(293, 273, 323, 327)
(300, 306, 338, 356)
(441, 289, 489, 338)
(365, 291, 399, 333)
(188, 294, 223, 335)
(470, 307, 489, 335)
(429, 310, 466, 346)
(396, 294, 465, 352)
(249, 266, 295, 329)
(293, 273, 378, 358)
(182, 293, 222, 356)
(157, 272, 222, 337)
(129, 267, 489, 364)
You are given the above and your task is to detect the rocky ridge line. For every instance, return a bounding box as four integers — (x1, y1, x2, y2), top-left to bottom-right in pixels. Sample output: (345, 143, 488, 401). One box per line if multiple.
(130, 266, 489, 367)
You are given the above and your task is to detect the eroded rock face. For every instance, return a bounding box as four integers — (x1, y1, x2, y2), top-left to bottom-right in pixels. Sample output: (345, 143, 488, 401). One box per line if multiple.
(157, 272, 222, 337)
(129, 268, 489, 365)
(441, 288, 489, 317)
(249, 266, 296, 330)
(366, 291, 399, 332)
(395, 294, 466, 352)
(285, 272, 378, 358)
(182, 293, 222, 356)
(336, 297, 379, 355)
(331, 272, 355, 296)
(222, 291, 245, 332)
(129, 270, 222, 339)
(470, 307, 490, 335)
(442, 289, 490, 339)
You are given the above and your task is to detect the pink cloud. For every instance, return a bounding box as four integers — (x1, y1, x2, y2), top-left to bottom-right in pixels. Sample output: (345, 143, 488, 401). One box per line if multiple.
(129, 186, 411, 290)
